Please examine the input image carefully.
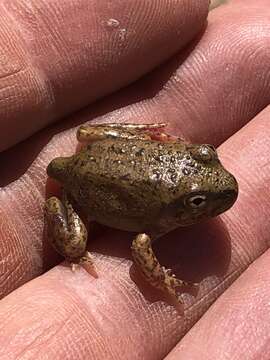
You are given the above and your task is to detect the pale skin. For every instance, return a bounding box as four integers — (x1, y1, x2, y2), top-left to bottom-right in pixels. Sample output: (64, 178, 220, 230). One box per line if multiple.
(0, 1, 270, 359)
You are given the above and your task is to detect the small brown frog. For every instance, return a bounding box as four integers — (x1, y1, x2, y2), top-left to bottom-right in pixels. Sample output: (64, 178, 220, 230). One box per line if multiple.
(45, 123, 238, 303)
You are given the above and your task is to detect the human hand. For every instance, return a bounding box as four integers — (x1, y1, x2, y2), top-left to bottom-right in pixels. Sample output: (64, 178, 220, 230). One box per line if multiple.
(0, 0, 269, 359)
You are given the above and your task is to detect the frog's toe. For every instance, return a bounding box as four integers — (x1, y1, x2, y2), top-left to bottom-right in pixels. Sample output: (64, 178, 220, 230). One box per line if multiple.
(69, 252, 98, 277)
(162, 267, 175, 277)
(71, 263, 80, 272)
(79, 250, 94, 265)
(79, 251, 98, 277)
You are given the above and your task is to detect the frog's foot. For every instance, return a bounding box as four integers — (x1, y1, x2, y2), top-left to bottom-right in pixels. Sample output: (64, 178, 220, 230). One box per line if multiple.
(69, 251, 97, 275)
(45, 194, 91, 268)
(77, 122, 167, 143)
(131, 234, 193, 304)
(79, 250, 93, 265)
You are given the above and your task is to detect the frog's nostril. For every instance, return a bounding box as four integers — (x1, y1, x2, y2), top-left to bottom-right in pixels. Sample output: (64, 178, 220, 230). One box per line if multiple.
(222, 173, 238, 202)
(47, 157, 69, 181)
(221, 188, 238, 208)
(224, 189, 237, 197)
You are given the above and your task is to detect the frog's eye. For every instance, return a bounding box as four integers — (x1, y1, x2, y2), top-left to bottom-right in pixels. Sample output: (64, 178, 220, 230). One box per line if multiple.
(186, 195, 207, 208)
(194, 144, 217, 162)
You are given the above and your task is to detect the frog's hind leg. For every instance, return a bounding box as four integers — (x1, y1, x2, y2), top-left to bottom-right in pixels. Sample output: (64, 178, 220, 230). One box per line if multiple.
(97, 122, 167, 129)
(112, 122, 183, 143)
(131, 234, 192, 307)
(98, 122, 183, 142)
(45, 192, 94, 271)
(77, 122, 167, 143)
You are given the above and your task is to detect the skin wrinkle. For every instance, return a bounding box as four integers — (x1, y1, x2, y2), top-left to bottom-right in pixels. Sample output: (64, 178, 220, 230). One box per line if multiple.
(219, 117, 270, 259)
(51, 264, 180, 359)
(56, 267, 151, 359)
(0, 134, 77, 290)
(161, 12, 270, 144)
(0, 186, 47, 297)
(0, 2, 55, 146)
(166, 250, 270, 360)
(185, 267, 243, 315)
(72, 257, 179, 359)
(12, 320, 67, 360)
(0, 281, 110, 360)
(0, 209, 31, 297)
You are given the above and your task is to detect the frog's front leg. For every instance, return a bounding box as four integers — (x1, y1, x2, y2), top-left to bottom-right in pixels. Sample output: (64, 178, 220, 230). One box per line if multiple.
(131, 234, 190, 304)
(45, 192, 93, 269)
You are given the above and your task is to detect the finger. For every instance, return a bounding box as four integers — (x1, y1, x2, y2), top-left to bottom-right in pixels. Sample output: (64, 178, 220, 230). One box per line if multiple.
(0, 94, 269, 360)
(0, 0, 209, 151)
(166, 251, 270, 360)
(0, 262, 176, 359)
(85, 0, 270, 146)
(164, 105, 270, 358)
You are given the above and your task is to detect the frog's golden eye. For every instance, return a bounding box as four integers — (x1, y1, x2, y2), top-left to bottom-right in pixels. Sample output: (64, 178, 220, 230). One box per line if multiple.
(193, 145, 217, 162)
(186, 195, 207, 208)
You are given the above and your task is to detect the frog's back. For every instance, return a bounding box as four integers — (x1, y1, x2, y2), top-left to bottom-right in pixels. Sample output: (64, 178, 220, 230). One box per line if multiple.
(66, 138, 187, 232)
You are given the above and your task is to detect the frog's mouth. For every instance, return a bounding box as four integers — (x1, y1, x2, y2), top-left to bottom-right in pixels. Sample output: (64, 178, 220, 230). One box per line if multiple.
(210, 189, 238, 217)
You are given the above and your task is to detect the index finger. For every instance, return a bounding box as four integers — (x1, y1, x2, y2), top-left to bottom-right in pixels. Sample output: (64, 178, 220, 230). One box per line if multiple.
(0, 0, 209, 151)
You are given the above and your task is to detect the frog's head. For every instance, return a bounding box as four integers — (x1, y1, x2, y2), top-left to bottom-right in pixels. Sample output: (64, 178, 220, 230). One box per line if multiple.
(172, 143, 238, 225)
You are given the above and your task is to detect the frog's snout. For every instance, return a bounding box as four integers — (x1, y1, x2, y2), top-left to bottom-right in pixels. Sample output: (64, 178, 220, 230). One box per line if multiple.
(47, 156, 69, 182)
(226, 173, 238, 201)
(221, 188, 238, 207)
(212, 176, 238, 216)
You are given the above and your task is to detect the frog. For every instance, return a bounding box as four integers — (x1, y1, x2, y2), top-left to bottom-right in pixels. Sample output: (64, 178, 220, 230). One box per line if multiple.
(45, 122, 238, 304)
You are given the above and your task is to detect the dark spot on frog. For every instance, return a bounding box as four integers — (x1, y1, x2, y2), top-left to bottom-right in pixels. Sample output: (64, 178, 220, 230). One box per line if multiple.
(170, 173, 178, 182)
(119, 174, 130, 181)
(135, 148, 145, 156)
(154, 155, 163, 163)
(152, 172, 161, 180)
(111, 144, 126, 155)
(182, 168, 191, 176)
